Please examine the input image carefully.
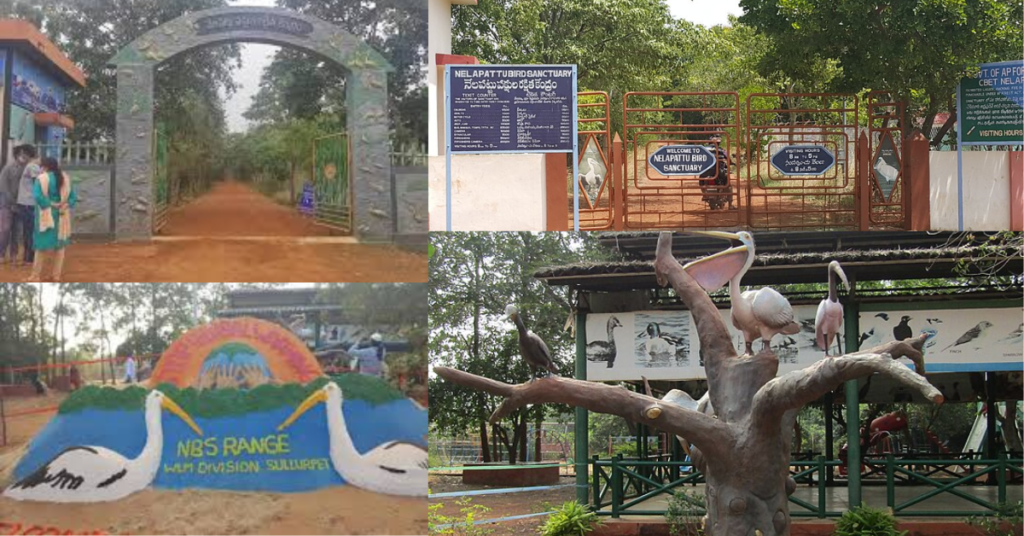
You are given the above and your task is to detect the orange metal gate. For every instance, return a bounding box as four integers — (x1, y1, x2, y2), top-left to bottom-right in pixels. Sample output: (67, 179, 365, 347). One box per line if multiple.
(576, 91, 615, 230)
(866, 91, 907, 228)
(745, 93, 859, 230)
(621, 91, 743, 229)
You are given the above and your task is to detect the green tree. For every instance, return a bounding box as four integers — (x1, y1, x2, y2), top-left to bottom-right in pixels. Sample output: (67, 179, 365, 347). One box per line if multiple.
(739, 0, 1024, 141)
(429, 232, 617, 463)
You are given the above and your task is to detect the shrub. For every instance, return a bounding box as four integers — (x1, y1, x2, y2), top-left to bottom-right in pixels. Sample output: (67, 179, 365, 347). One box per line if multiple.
(666, 488, 706, 536)
(966, 501, 1024, 536)
(833, 506, 907, 536)
(428, 493, 493, 536)
(539, 500, 603, 536)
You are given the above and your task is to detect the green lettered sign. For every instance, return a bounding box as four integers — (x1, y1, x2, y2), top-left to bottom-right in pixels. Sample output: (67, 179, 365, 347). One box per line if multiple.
(960, 63, 1024, 144)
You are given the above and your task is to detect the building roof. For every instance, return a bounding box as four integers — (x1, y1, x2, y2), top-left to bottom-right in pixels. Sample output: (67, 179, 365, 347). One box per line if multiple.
(535, 231, 1023, 293)
(0, 19, 86, 87)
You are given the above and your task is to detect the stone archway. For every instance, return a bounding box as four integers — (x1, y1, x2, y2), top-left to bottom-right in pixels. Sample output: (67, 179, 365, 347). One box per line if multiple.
(109, 6, 394, 242)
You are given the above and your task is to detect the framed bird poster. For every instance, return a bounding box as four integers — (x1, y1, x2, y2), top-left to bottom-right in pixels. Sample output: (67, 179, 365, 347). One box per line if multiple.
(859, 305, 1024, 373)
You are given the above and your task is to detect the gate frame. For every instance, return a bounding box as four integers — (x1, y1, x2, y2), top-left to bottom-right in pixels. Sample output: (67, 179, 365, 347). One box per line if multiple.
(108, 6, 395, 242)
(621, 91, 743, 230)
(745, 92, 860, 230)
(310, 131, 354, 234)
(866, 90, 908, 228)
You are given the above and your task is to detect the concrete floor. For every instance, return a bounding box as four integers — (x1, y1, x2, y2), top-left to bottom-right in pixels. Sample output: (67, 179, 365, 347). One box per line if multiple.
(600, 484, 1023, 519)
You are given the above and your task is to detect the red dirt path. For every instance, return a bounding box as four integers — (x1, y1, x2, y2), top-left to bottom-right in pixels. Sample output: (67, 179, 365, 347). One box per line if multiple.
(0, 181, 425, 282)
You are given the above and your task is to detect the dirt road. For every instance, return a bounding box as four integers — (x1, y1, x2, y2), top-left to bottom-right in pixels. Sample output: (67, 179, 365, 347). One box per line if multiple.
(0, 393, 426, 535)
(0, 181, 426, 282)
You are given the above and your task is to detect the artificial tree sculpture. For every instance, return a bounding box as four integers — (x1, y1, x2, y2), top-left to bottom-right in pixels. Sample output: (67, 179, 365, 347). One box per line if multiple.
(436, 231, 943, 536)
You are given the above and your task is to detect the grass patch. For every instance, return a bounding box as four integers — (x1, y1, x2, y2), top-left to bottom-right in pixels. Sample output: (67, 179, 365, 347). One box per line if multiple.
(58, 374, 406, 417)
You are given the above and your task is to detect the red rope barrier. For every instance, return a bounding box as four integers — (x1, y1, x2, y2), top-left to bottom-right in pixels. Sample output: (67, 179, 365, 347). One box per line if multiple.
(3, 406, 59, 419)
(0, 522, 108, 536)
(3, 354, 159, 374)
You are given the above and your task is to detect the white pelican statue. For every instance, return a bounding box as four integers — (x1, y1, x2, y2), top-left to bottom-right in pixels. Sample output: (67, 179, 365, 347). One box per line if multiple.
(278, 382, 427, 496)
(4, 390, 202, 503)
(815, 260, 849, 355)
(682, 231, 799, 353)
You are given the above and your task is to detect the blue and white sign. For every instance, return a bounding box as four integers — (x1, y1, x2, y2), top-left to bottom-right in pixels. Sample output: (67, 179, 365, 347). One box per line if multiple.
(448, 65, 576, 153)
(770, 145, 835, 176)
(444, 64, 579, 230)
(647, 145, 716, 176)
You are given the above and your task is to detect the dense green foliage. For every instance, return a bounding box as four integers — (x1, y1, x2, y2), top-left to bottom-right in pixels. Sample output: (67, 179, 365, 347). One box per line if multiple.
(666, 488, 706, 536)
(539, 501, 603, 536)
(244, 0, 426, 147)
(428, 232, 618, 463)
(834, 506, 907, 536)
(454, 0, 1023, 144)
(58, 373, 405, 416)
(967, 501, 1024, 536)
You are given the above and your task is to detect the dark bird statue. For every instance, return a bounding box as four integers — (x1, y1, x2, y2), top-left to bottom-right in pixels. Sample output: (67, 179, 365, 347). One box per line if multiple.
(941, 321, 993, 351)
(506, 304, 558, 380)
(893, 316, 913, 341)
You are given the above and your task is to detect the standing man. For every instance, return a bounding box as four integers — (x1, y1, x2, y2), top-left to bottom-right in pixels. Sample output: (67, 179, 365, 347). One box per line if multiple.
(123, 355, 137, 384)
(348, 333, 388, 378)
(0, 145, 32, 263)
(12, 145, 40, 265)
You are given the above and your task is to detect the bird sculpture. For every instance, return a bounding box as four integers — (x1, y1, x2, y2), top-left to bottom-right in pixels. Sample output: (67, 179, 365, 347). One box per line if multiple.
(682, 231, 800, 353)
(941, 321, 993, 351)
(506, 304, 559, 379)
(579, 157, 603, 202)
(587, 316, 622, 368)
(5, 390, 202, 502)
(893, 316, 914, 341)
(278, 382, 427, 496)
(814, 260, 849, 356)
(644, 323, 687, 360)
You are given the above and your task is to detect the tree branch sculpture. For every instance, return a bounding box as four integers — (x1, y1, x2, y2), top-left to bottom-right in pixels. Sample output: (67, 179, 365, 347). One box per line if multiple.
(437, 231, 943, 536)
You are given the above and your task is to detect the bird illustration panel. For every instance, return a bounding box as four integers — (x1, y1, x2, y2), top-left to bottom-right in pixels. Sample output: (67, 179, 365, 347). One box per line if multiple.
(859, 307, 1024, 372)
(633, 311, 692, 369)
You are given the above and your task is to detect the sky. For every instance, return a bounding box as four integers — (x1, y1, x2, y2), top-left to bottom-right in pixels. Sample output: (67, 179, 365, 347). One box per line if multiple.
(667, 0, 743, 28)
(222, 0, 279, 133)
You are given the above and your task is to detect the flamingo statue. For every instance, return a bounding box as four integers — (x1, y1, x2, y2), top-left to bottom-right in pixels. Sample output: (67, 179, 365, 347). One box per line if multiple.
(681, 231, 800, 353)
(278, 382, 427, 496)
(815, 260, 849, 355)
(4, 390, 202, 502)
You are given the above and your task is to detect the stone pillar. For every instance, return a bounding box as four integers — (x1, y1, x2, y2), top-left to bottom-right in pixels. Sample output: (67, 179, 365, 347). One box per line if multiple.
(114, 65, 154, 240)
(347, 68, 393, 242)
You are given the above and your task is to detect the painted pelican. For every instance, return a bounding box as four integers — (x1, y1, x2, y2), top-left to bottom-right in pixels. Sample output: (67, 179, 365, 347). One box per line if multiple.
(278, 382, 427, 496)
(4, 390, 202, 503)
(815, 260, 849, 355)
(682, 231, 799, 353)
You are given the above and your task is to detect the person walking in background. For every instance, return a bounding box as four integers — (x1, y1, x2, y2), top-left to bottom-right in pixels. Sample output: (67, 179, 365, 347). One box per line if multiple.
(69, 364, 82, 391)
(29, 157, 76, 282)
(12, 145, 39, 265)
(123, 355, 137, 384)
(0, 145, 32, 264)
(348, 333, 388, 378)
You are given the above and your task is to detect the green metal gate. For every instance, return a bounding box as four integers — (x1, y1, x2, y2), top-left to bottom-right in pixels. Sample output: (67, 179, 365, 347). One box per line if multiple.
(153, 122, 170, 233)
(312, 132, 351, 233)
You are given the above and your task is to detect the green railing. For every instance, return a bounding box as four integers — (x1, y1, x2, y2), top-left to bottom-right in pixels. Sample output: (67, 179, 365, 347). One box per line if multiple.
(591, 455, 1023, 519)
(881, 453, 1024, 516)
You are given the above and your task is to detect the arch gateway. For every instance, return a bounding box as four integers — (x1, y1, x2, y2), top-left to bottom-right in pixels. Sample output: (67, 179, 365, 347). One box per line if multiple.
(108, 6, 395, 241)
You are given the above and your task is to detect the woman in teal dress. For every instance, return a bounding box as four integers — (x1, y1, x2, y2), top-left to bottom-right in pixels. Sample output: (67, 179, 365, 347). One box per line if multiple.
(29, 157, 76, 281)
